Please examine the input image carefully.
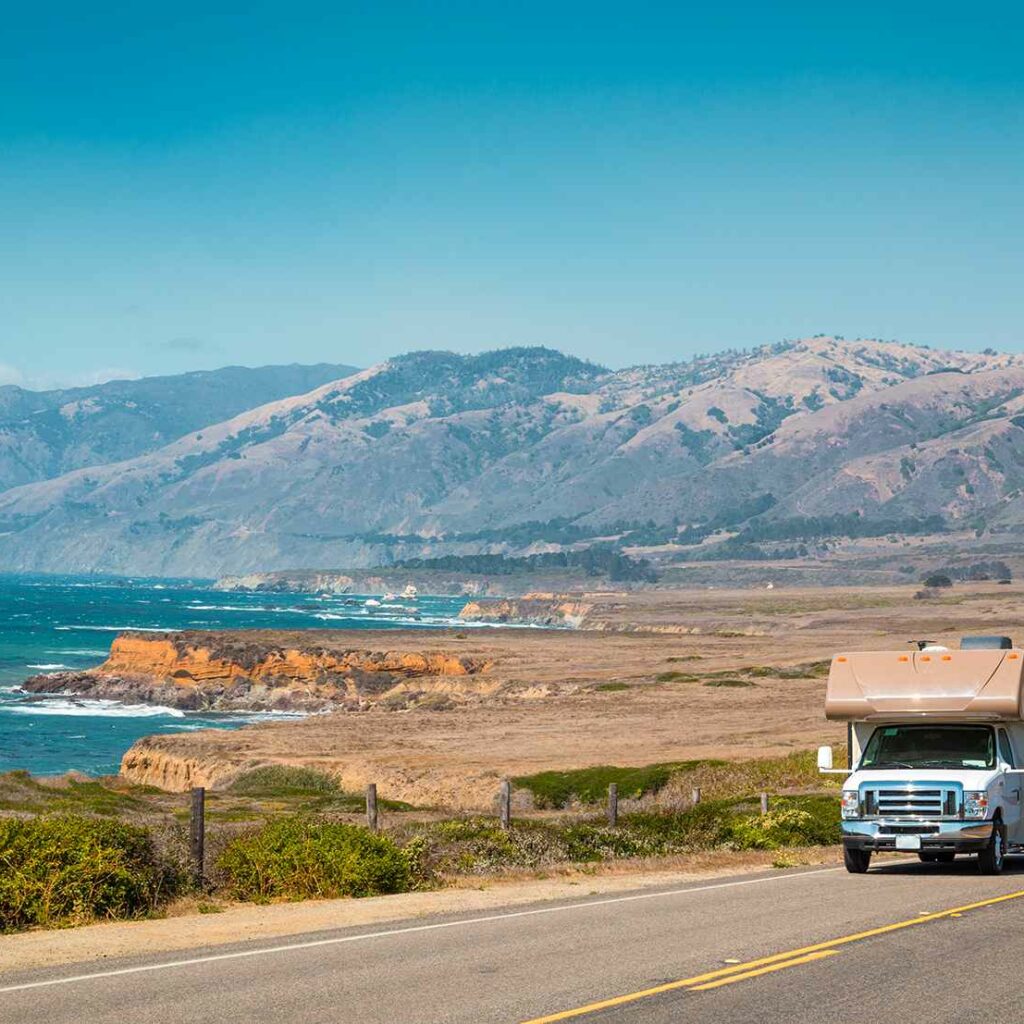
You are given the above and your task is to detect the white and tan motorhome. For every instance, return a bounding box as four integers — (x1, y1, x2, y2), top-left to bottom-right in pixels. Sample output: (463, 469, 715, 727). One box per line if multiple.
(819, 635, 1024, 874)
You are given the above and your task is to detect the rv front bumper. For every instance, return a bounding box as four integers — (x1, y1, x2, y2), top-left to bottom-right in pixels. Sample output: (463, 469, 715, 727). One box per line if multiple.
(842, 819, 994, 853)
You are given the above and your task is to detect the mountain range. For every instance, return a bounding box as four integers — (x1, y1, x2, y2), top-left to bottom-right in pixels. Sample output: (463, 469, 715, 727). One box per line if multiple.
(0, 363, 356, 493)
(0, 338, 1022, 577)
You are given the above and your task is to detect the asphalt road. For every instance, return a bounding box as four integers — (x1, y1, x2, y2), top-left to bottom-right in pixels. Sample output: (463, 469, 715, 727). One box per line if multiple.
(4, 857, 1024, 1023)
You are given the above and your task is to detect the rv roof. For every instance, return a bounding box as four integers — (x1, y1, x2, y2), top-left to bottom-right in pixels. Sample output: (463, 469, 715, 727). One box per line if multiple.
(824, 648, 1024, 722)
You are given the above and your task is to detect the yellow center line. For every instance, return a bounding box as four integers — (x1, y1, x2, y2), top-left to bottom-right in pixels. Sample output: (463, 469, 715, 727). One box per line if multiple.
(520, 887, 1024, 1023)
(688, 949, 840, 991)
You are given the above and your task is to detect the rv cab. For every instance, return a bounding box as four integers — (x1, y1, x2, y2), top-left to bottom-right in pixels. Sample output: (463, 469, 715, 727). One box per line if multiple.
(820, 635, 1024, 875)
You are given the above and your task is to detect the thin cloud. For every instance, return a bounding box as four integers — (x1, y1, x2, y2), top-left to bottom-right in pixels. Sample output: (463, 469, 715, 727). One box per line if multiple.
(0, 363, 25, 387)
(38, 368, 143, 390)
(71, 368, 142, 387)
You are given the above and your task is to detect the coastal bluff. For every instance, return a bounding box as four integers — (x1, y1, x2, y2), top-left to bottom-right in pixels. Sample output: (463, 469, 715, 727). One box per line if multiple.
(458, 595, 594, 627)
(21, 630, 497, 714)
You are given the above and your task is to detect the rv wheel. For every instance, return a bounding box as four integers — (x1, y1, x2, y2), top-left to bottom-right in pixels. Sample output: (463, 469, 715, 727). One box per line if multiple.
(843, 846, 871, 873)
(977, 822, 1006, 875)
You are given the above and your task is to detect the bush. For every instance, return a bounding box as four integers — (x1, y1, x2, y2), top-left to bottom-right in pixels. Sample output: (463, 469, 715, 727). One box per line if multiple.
(726, 797, 841, 850)
(229, 765, 340, 797)
(217, 817, 415, 901)
(513, 762, 711, 809)
(0, 815, 182, 932)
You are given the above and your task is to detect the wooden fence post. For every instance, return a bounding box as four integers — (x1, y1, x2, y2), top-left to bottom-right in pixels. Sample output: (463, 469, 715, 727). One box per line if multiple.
(691, 787, 701, 806)
(607, 783, 618, 827)
(499, 779, 512, 830)
(189, 786, 205, 889)
(760, 791, 769, 815)
(366, 783, 379, 832)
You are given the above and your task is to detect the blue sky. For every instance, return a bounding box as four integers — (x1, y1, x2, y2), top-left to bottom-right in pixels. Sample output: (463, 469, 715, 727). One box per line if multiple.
(2, 2, 1022, 387)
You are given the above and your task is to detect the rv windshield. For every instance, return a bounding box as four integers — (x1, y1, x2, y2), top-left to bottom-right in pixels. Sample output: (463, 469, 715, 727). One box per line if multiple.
(861, 724, 996, 770)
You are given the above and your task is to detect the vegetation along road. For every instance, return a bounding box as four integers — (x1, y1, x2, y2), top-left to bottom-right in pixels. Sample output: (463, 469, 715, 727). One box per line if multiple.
(4, 858, 1024, 1022)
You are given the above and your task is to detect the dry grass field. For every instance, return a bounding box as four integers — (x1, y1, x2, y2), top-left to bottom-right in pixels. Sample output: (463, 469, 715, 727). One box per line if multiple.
(119, 582, 1024, 808)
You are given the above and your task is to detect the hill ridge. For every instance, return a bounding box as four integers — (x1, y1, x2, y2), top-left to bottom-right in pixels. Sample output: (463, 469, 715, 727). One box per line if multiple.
(0, 337, 1020, 575)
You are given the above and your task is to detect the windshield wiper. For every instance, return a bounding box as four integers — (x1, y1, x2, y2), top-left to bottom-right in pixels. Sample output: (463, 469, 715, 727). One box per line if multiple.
(865, 761, 915, 769)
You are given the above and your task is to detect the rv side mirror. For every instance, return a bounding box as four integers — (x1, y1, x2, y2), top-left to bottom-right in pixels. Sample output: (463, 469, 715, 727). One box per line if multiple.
(817, 745, 834, 772)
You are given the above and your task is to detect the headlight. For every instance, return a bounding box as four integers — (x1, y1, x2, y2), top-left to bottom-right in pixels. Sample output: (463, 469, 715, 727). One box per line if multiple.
(841, 791, 859, 818)
(963, 792, 989, 819)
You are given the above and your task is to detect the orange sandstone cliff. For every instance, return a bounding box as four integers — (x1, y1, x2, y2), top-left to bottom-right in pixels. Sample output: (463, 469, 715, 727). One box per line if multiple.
(22, 630, 494, 713)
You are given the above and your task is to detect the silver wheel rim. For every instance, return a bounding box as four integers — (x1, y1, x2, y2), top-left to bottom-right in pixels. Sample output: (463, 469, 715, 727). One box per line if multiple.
(995, 830, 1004, 866)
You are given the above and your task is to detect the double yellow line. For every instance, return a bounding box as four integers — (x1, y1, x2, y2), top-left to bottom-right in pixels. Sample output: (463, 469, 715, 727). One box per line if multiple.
(522, 887, 1024, 1023)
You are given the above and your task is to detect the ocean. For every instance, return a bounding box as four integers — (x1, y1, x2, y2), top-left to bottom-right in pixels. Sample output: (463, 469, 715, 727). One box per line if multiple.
(0, 574, 470, 777)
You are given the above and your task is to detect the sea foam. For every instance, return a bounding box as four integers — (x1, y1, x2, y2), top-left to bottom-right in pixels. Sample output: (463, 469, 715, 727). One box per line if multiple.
(1, 698, 186, 718)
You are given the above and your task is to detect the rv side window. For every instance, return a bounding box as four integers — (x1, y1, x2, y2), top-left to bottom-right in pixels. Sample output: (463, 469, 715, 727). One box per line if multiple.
(998, 729, 1018, 768)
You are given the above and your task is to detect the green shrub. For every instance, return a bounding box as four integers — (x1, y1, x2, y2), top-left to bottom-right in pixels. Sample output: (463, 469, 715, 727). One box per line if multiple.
(513, 762, 711, 808)
(228, 766, 340, 797)
(415, 794, 839, 876)
(728, 808, 817, 849)
(0, 815, 182, 932)
(0, 772, 147, 816)
(422, 818, 565, 872)
(726, 797, 841, 850)
(218, 817, 414, 901)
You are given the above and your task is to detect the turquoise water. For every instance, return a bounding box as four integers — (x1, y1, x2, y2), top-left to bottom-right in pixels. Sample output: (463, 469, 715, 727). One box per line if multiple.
(0, 574, 469, 776)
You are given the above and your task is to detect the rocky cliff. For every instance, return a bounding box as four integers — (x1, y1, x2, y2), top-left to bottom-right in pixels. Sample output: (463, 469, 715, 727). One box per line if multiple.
(22, 630, 495, 712)
(214, 570, 493, 596)
(459, 595, 594, 627)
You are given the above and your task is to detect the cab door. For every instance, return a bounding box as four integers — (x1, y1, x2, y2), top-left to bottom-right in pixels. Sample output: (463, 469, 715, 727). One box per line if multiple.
(997, 728, 1024, 844)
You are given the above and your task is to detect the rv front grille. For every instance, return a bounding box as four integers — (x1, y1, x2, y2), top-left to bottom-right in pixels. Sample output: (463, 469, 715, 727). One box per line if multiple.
(862, 786, 959, 819)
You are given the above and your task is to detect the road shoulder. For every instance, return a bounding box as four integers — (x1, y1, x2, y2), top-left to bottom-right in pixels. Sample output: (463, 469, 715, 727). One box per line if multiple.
(0, 849, 842, 975)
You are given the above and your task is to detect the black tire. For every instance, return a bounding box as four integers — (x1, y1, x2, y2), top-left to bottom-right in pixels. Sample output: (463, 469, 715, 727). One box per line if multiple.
(844, 846, 871, 873)
(919, 852, 955, 864)
(977, 821, 1006, 875)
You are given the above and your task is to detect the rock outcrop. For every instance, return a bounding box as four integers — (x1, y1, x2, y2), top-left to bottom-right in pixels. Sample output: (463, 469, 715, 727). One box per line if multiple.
(22, 630, 495, 712)
(459, 595, 593, 627)
(213, 572, 355, 595)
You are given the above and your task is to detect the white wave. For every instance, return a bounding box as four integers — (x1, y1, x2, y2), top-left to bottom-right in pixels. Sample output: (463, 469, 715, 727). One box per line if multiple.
(46, 649, 107, 657)
(1, 698, 186, 718)
(158, 710, 308, 730)
(187, 603, 252, 611)
(26, 663, 70, 670)
(55, 625, 178, 633)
